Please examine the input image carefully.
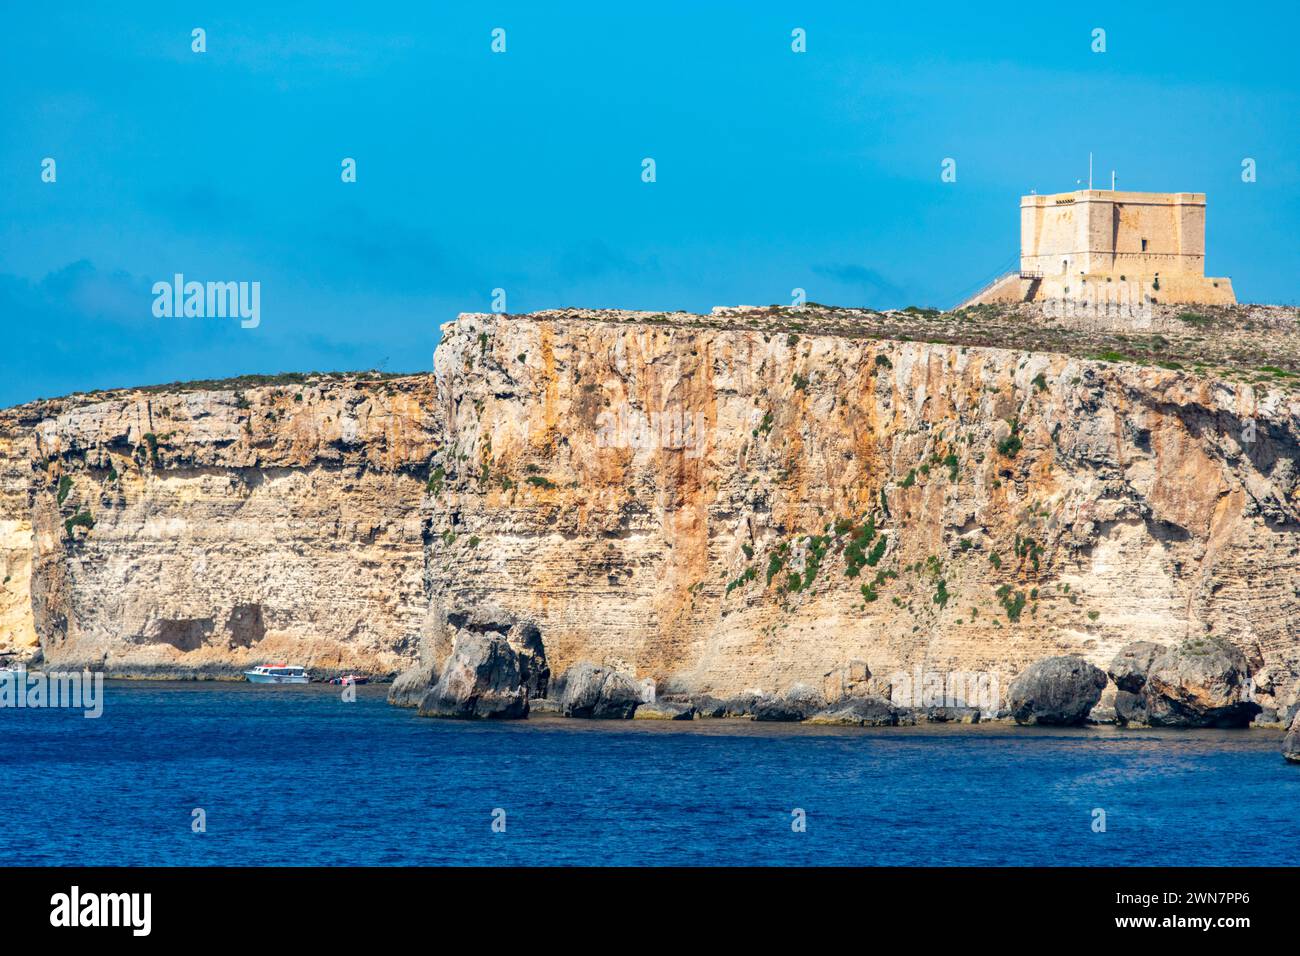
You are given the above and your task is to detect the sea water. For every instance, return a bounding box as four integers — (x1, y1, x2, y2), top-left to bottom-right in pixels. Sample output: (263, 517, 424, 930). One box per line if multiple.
(1, 681, 1296, 866)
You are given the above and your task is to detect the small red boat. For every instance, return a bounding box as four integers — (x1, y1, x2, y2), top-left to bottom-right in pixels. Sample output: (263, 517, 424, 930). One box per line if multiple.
(327, 674, 369, 685)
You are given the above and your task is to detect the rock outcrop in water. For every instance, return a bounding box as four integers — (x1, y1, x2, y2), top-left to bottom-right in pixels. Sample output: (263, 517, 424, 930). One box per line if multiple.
(1108, 641, 1168, 724)
(1137, 637, 1259, 728)
(1008, 656, 1108, 725)
(555, 662, 642, 718)
(752, 684, 826, 722)
(418, 631, 531, 719)
(3, 304, 1300, 725)
(691, 693, 760, 719)
(633, 700, 696, 720)
(403, 606, 549, 719)
(388, 663, 438, 708)
(1108, 641, 1167, 693)
(806, 695, 901, 726)
(1283, 712, 1300, 762)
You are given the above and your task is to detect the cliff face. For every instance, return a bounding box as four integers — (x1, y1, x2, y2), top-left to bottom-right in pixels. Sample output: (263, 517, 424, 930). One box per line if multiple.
(427, 311, 1300, 708)
(4, 307, 1299, 710)
(6, 377, 437, 676)
(0, 403, 48, 660)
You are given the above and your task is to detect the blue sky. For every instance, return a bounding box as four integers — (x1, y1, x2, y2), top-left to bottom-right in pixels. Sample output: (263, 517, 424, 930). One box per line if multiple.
(3, 1, 1297, 406)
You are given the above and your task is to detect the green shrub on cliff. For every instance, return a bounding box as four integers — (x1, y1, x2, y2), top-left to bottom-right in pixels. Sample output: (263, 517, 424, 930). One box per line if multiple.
(64, 510, 94, 537)
(1015, 534, 1043, 572)
(995, 585, 1026, 622)
(726, 566, 757, 595)
(766, 546, 788, 585)
(843, 518, 877, 577)
(996, 420, 1022, 458)
(800, 534, 831, 589)
(56, 475, 72, 505)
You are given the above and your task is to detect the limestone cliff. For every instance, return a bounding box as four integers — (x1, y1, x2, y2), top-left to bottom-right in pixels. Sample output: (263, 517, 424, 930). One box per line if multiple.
(4, 305, 1299, 713)
(0, 402, 47, 660)
(427, 309, 1300, 710)
(2, 376, 437, 676)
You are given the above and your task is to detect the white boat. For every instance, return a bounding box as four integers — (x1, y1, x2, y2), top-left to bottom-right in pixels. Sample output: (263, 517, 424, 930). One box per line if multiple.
(243, 663, 309, 684)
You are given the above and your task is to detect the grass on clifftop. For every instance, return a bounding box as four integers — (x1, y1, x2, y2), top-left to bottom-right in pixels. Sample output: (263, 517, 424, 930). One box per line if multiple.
(14, 369, 422, 409)
(525, 302, 1300, 393)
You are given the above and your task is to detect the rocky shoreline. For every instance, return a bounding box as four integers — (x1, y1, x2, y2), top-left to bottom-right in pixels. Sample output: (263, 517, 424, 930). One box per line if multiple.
(16, 627, 1296, 761)
(384, 607, 1297, 758)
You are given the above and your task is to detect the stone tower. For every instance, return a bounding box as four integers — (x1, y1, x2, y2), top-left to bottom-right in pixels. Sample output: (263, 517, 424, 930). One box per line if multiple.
(960, 189, 1236, 309)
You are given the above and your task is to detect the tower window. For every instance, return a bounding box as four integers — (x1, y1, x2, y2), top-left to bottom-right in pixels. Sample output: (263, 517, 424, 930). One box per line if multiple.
(1141, 238, 1148, 251)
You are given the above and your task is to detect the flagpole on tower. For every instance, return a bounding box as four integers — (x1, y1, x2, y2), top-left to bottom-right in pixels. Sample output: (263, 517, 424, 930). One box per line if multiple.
(1089, 152, 1093, 190)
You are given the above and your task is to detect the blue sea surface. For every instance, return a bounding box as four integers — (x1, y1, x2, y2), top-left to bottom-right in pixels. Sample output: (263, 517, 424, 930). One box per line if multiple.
(2, 681, 1297, 866)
